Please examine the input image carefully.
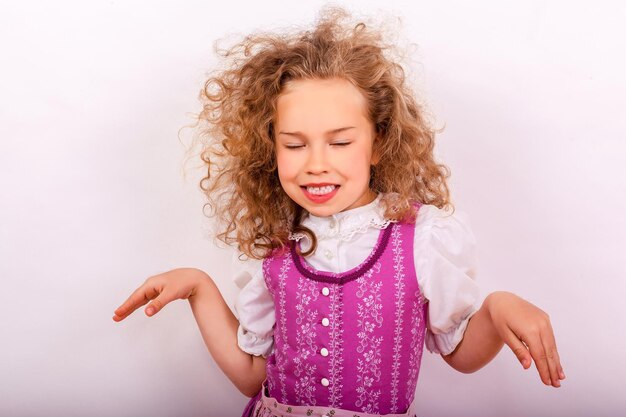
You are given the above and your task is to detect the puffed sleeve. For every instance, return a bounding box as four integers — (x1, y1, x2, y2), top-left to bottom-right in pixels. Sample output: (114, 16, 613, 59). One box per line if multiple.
(413, 205, 482, 356)
(232, 253, 275, 357)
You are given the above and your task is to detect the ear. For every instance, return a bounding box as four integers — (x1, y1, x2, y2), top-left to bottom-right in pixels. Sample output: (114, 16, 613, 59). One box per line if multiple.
(371, 136, 381, 166)
(371, 151, 380, 166)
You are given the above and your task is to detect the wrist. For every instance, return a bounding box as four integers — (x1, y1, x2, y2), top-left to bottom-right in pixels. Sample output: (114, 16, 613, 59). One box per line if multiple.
(484, 291, 516, 317)
(189, 270, 215, 299)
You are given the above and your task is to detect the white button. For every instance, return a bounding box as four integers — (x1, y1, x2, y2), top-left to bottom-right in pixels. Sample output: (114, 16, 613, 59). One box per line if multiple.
(321, 287, 330, 296)
(321, 318, 330, 327)
(321, 377, 330, 387)
(329, 219, 336, 228)
(324, 249, 334, 260)
(320, 347, 329, 357)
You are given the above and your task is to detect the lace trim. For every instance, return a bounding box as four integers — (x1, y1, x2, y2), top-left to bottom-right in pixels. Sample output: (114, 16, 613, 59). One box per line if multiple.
(288, 217, 397, 242)
(288, 232, 306, 241)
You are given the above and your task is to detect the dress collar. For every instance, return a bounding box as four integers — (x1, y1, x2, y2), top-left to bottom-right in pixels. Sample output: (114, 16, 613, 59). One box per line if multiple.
(289, 193, 395, 243)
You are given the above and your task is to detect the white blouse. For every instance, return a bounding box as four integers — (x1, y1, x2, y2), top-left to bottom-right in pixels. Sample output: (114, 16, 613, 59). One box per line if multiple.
(232, 194, 482, 358)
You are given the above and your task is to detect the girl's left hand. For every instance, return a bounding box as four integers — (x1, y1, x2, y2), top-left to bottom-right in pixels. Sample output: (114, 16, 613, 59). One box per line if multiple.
(487, 291, 565, 387)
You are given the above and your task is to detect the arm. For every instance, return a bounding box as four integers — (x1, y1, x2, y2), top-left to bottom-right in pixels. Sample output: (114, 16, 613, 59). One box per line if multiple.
(442, 291, 565, 388)
(113, 268, 265, 397)
(441, 293, 504, 373)
(188, 275, 266, 397)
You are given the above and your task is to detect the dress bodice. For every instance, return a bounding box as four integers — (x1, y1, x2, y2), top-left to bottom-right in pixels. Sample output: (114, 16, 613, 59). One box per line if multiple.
(262, 215, 427, 414)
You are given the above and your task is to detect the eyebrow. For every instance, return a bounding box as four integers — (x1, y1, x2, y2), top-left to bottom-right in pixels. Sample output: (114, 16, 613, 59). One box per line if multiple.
(278, 126, 356, 138)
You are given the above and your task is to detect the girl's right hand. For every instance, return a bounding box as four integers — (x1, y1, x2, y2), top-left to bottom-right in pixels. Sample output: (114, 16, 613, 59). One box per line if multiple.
(112, 267, 208, 322)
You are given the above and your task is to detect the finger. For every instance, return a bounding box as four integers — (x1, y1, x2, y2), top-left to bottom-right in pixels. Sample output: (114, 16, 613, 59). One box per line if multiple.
(558, 353, 566, 380)
(540, 335, 562, 388)
(113, 285, 154, 319)
(113, 284, 159, 321)
(500, 326, 533, 370)
(144, 288, 176, 317)
(529, 318, 563, 388)
(540, 322, 565, 386)
(524, 332, 554, 387)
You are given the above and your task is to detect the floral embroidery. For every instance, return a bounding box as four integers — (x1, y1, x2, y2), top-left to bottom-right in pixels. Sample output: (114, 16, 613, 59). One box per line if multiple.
(354, 264, 383, 413)
(406, 296, 425, 405)
(390, 225, 405, 412)
(263, 219, 428, 415)
(327, 284, 344, 408)
(293, 276, 319, 405)
(276, 256, 292, 403)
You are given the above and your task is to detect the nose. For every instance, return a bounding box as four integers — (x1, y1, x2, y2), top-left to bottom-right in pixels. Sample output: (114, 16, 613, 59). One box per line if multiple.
(305, 144, 329, 175)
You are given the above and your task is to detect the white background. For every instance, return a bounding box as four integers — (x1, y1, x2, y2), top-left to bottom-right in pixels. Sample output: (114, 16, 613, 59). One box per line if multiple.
(1, 0, 625, 416)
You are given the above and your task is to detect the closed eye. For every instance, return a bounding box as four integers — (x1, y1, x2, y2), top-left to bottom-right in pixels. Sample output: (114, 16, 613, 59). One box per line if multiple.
(283, 142, 351, 149)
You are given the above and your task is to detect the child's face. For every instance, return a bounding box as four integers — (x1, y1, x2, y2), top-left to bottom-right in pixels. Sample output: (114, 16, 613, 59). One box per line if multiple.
(275, 77, 378, 217)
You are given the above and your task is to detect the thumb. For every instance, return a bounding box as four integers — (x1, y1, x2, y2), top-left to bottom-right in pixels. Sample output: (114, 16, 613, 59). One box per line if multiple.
(502, 327, 532, 369)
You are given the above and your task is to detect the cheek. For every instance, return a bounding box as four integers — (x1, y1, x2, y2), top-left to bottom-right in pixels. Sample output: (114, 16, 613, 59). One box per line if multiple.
(275, 150, 297, 181)
(338, 148, 372, 179)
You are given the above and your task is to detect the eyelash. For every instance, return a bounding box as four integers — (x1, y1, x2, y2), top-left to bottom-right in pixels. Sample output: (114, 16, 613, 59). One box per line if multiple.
(284, 142, 351, 149)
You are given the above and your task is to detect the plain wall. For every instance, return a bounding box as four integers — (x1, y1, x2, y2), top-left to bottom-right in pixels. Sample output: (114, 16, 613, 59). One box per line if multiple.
(1, 0, 625, 415)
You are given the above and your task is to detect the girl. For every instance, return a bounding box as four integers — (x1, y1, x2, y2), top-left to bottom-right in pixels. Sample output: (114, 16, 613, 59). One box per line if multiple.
(113, 7, 564, 417)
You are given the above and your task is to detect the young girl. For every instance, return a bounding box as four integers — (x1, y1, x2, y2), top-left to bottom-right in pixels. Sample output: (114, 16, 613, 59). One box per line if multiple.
(113, 7, 564, 416)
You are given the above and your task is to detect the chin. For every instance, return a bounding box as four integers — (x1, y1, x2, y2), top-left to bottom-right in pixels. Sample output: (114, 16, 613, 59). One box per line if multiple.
(288, 194, 337, 217)
(304, 206, 336, 217)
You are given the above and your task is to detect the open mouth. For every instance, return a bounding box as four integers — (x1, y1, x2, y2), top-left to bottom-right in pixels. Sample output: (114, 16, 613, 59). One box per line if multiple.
(304, 184, 337, 195)
(300, 184, 340, 203)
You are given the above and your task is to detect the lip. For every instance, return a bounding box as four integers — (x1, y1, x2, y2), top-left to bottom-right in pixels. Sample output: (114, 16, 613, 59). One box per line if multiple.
(300, 184, 340, 204)
(302, 182, 337, 187)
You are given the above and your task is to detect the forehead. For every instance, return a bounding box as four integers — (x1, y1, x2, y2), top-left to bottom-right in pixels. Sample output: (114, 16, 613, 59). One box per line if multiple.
(275, 78, 370, 130)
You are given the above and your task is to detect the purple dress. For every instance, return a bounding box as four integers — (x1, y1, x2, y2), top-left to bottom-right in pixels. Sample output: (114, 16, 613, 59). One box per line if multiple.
(244, 208, 427, 416)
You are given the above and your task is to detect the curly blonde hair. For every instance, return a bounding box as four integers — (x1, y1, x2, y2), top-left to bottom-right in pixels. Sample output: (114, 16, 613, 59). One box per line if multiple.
(192, 6, 452, 260)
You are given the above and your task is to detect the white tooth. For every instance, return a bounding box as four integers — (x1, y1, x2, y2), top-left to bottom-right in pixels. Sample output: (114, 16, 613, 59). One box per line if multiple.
(307, 185, 336, 195)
